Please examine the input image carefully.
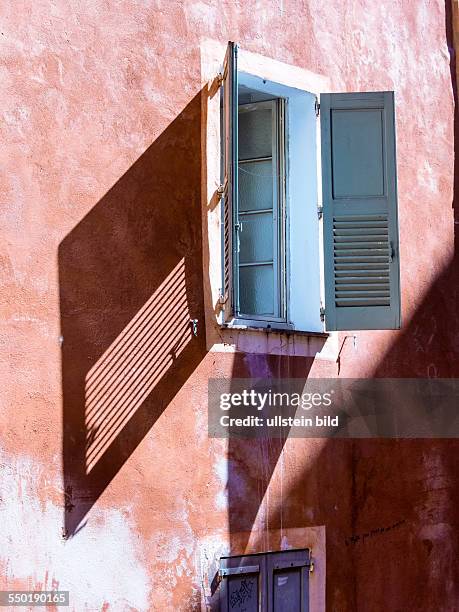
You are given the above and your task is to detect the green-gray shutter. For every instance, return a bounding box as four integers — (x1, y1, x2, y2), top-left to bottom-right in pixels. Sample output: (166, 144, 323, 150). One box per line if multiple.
(320, 91, 401, 330)
(221, 42, 238, 322)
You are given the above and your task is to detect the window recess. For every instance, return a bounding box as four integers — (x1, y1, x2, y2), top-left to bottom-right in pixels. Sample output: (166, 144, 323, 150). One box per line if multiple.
(214, 548, 312, 611)
(219, 42, 401, 332)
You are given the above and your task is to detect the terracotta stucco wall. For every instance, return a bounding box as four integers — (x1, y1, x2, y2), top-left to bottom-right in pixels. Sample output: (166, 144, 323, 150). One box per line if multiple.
(1, 1, 458, 610)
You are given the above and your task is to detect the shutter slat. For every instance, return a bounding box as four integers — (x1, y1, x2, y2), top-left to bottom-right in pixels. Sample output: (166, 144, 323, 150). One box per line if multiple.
(334, 249, 389, 256)
(336, 278, 388, 284)
(336, 297, 391, 306)
(335, 256, 389, 262)
(336, 291, 390, 298)
(334, 221, 388, 229)
(335, 266, 389, 282)
(335, 270, 389, 277)
(333, 214, 387, 222)
(335, 283, 390, 290)
(333, 231, 388, 242)
(335, 266, 390, 273)
(334, 241, 388, 248)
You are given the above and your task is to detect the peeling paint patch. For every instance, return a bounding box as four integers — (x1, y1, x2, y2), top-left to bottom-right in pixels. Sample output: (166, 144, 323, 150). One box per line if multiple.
(0, 448, 151, 611)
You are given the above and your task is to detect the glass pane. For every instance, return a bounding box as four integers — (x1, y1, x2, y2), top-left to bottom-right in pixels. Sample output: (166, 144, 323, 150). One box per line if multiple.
(239, 160, 273, 211)
(239, 212, 273, 264)
(239, 106, 272, 159)
(239, 265, 274, 315)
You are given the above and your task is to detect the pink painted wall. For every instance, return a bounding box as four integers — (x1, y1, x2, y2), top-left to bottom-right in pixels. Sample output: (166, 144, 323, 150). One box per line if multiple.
(1, 1, 457, 609)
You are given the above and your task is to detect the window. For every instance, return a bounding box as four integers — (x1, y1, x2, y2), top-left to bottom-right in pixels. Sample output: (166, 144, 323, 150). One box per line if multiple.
(219, 42, 401, 332)
(215, 548, 311, 611)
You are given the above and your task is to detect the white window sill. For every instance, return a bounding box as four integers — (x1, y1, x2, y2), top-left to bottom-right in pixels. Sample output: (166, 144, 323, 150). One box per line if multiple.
(209, 321, 336, 358)
(221, 321, 329, 338)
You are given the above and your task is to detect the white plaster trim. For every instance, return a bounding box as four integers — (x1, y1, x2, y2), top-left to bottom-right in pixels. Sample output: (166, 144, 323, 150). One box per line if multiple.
(198, 525, 326, 612)
(200, 39, 334, 357)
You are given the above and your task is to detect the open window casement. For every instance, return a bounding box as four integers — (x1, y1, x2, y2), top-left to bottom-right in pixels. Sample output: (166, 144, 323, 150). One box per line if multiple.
(220, 42, 401, 332)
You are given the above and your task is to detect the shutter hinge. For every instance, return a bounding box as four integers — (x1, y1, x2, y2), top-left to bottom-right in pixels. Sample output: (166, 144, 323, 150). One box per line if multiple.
(309, 549, 315, 573)
(217, 178, 227, 197)
(190, 319, 198, 336)
(320, 306, 326, 322)
(315, 98, 320, 117)
(317, 204, 323, 220)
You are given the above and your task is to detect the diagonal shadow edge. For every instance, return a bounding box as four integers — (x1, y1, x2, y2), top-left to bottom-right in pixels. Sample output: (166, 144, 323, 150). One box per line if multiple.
(225, 6, 459, 606)
(59, 91, 208, 537)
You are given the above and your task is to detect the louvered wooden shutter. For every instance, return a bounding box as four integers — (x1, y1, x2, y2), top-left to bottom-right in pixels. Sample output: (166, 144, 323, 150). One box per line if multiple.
(221, 42, 238, 322)
(321, 91, 401, 330)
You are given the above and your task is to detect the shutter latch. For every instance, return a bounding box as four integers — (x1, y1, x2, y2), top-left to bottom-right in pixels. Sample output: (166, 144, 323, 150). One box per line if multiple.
(389, 241, 395, 262)
(320, 306, 325, 322)
(317, 204, 323, 220)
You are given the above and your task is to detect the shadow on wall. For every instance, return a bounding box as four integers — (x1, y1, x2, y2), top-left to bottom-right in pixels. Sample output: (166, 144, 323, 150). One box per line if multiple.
(226, 354, 314, 548)
(224, 5, 459, 609)
(223, 218, 459, 609)
(373, 0, 459, 379)
(59, 91, 208, 537)
(224, 354, 359, 607)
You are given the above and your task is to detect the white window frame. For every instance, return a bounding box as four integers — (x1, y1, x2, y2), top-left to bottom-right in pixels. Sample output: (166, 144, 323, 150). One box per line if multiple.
(201, 40, 336, 358)
(234, 98, 287, 325)
(226, 68, 325, 333)
(202, 41, 399, 356)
